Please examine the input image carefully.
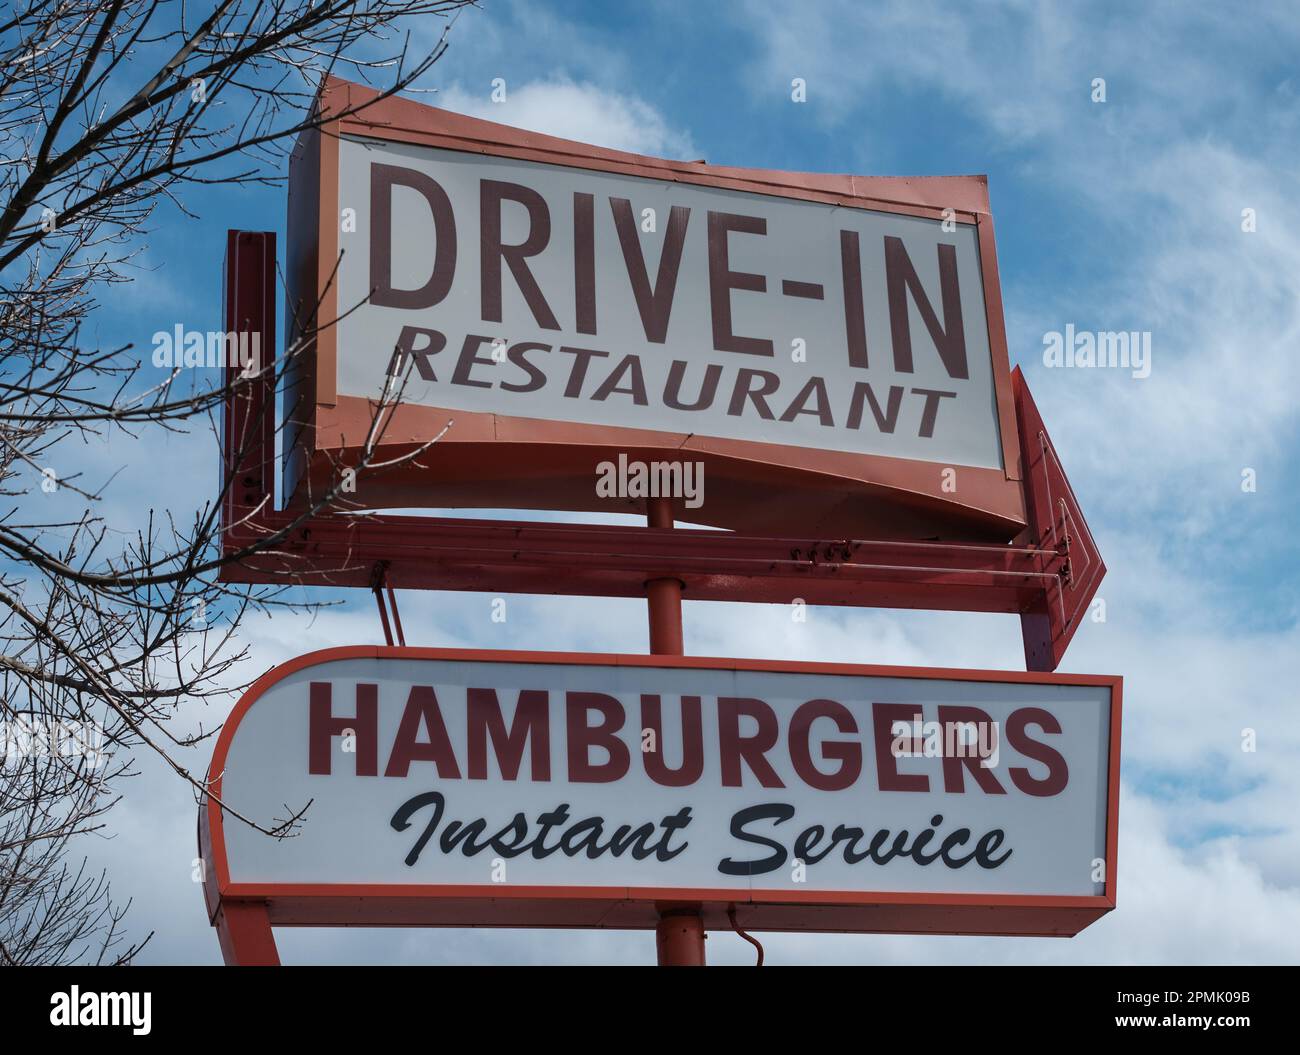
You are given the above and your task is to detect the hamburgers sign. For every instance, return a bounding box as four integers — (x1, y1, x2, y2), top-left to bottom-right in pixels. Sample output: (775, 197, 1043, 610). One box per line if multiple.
(201, 647, 1120, 936)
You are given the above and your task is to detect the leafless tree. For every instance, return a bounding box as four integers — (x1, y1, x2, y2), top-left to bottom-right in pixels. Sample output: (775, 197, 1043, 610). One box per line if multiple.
(0, 0, 472, 965)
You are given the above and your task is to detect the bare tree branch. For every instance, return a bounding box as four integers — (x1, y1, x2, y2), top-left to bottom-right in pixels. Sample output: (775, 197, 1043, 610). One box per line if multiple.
(0, 0, 473, 965)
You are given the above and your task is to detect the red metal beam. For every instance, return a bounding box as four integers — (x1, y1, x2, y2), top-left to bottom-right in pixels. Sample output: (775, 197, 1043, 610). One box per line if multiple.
(214, 900, 279, 967)
(220, 511, 1064, 610)
(221, 230, 276, 526)
(1014, 370, 1107, 671)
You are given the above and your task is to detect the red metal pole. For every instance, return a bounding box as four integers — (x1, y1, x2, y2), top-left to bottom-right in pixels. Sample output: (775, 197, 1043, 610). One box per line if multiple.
(645, 496, 704, 965)
(645, 496, 684, 655)
(214, 899, 279, 966)
(656, 910, 706, 966)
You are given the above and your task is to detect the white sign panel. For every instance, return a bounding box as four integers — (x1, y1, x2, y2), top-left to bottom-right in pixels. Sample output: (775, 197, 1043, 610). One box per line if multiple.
(335, 135, 1005, 469)
(215, 652, 1116, 899)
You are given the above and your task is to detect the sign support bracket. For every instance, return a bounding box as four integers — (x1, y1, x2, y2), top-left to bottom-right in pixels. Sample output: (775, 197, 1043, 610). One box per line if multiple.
(371, 562, 406, 647)
(217, 232, 1104, 675)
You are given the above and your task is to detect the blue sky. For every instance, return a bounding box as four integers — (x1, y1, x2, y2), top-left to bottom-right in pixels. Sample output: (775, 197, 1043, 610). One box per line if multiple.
(66, 0, 1300, 964)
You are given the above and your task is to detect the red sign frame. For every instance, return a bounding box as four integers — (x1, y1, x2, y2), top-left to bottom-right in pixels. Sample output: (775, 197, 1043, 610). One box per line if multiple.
(200, 646, 1121, 965)
(283, 76, 1027, 542)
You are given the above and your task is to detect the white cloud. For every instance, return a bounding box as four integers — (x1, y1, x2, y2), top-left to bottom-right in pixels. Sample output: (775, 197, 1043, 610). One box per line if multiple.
(741, 0, 1300, 534)
(434, 79, 697, 159)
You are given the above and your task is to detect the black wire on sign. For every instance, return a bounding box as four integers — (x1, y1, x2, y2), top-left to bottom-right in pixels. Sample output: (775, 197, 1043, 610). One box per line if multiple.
(727, 907, 764, 966)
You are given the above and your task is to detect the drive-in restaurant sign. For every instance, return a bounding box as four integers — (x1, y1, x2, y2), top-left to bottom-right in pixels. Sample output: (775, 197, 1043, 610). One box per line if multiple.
(284, 79, 1025, 538)
(201, 648, 1120, 936)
